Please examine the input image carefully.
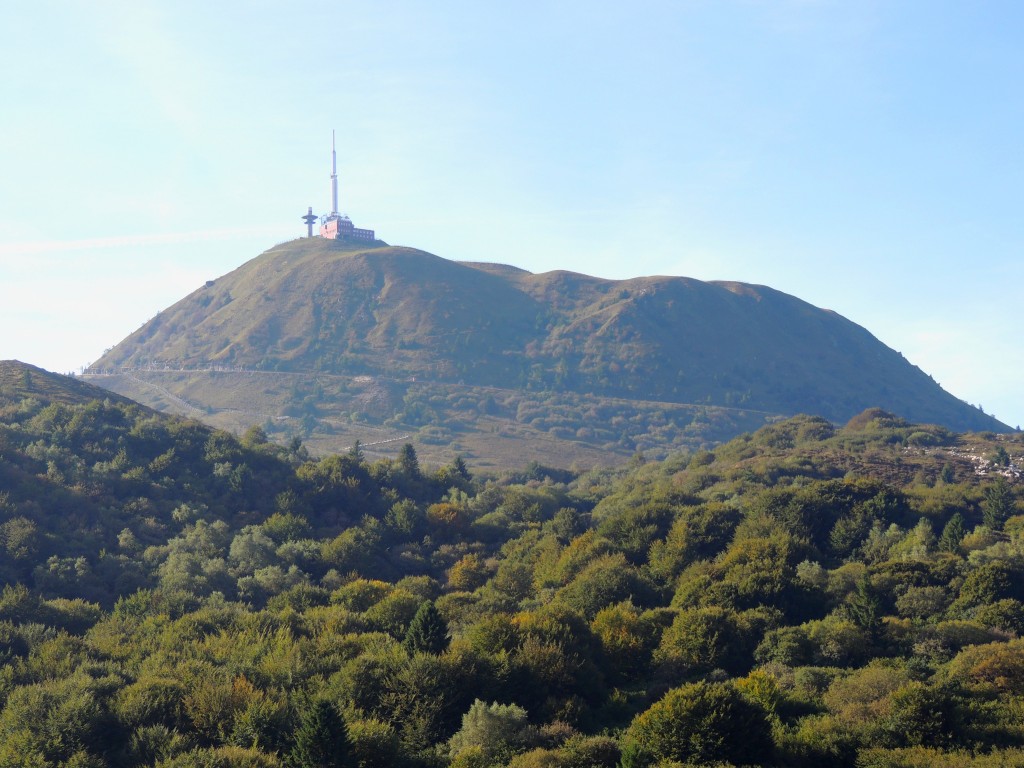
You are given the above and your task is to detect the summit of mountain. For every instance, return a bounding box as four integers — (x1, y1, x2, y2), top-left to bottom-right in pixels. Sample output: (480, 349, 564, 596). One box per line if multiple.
(84, 238, 1007, 466)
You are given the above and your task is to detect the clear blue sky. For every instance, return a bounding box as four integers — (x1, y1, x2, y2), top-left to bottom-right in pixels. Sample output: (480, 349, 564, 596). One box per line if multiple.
(1, 1, 1021, 428)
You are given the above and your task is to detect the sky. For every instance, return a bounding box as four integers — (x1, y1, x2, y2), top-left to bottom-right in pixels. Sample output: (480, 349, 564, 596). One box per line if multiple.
(1, 1, 1021, 428)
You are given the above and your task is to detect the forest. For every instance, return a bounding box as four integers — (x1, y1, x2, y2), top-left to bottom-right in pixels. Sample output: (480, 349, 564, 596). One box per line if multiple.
(0, 373, 1023, 767)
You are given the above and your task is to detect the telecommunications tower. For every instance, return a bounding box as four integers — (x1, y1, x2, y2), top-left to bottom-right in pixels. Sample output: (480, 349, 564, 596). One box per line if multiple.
(317, 130, 376, 242)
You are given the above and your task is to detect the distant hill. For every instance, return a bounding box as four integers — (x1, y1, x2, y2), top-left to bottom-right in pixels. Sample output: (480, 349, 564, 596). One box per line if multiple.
(84, 238, 1008, 465)
(0, 360, 138, 409)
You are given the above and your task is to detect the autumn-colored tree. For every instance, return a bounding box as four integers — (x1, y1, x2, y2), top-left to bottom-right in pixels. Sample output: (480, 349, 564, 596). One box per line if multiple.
(947, 638, 1024, 694)
(590, 601, 659, 681)
(448, 553, 489, 592)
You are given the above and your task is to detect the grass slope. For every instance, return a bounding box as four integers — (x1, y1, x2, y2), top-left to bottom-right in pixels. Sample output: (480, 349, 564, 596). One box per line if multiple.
(0, 360, 138, 409)
(85, 239, 1007, 466)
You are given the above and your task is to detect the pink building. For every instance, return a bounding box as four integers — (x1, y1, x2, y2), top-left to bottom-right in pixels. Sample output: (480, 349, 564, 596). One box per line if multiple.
(321, 214, 375, 241)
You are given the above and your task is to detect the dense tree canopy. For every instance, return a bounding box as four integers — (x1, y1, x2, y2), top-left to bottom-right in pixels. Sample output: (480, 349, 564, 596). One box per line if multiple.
(0, 386, 1021, 766)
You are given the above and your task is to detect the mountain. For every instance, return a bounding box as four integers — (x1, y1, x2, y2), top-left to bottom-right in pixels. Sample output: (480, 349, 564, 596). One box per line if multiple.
(84, 238, 1008, 465)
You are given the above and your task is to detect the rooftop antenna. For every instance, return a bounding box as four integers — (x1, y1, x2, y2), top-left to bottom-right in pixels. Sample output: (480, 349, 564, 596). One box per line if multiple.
(302, 206, 317, 237)
(330, 130, 339, 216)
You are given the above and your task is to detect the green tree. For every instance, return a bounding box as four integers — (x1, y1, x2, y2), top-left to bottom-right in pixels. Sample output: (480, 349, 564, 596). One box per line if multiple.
(895, 586, 951, 621)
(290, 699, 350, 768)
(385, 499, 425, 538)
(348, 439, 364, 461)
(114, 675, 188, 731)
(228, 526, 277, 576)
(879, 682, 962, 748)
(939, 513, 967, 553)
(347, 718, 401, 768)
(983, 477, 1014, 530)
(262, 510, 311, 543)
(622, 681, 773, 767)
(990, 446, 1011, 467)
(379, 652, 457, 755)
(403, 600, 450, 655)
(555, 552, 654, 619)
(0, 517, 39, 561)
(398, 443, 421, 480)
(953, 561, 1024, 613)
(845, 576, 881, 636)
(241, 424, 269, 447)
(653, 606, 750, 676)
(559, 735, 620, 768)
(448, 700, 534, 765)
(974, 598, 1024, 635)
(289, 435, 309, 461)
(451, 455, 471, 481)
(648, 502, 741, 582)
(0, 678, 107, 764)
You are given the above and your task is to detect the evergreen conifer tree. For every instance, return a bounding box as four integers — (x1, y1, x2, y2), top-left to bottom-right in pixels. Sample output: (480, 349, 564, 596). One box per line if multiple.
(845, 576, 881, 636)
(348, 439, 364, 462)
(290, 699, 350, 768)
(403, 600, 450, 655)
(398, 443, 421, 479)
(990, 446, 1011, 467)
(451, 455, 470, 481)
(938, 513, 966, 553)
(983, 477, 1014, 531)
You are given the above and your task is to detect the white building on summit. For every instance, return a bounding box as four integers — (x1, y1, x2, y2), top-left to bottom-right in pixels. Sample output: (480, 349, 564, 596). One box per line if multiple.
(316, 131, 375, 242)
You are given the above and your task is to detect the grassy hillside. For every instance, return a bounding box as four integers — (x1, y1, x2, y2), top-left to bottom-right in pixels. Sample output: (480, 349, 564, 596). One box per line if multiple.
(85, 239, 1007, 466)
(94, 240, 541, 382)
(0, 360, 137, 409)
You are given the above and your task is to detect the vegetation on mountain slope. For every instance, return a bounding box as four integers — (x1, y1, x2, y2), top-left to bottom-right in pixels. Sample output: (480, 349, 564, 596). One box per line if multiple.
(1, 361, 1023, 766)
(88, 238, 1007, 441)
(86, 367, 773, 469)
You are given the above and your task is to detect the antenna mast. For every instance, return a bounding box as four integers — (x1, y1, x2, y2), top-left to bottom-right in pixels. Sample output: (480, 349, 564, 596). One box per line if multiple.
(330, 130, 339, 216)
